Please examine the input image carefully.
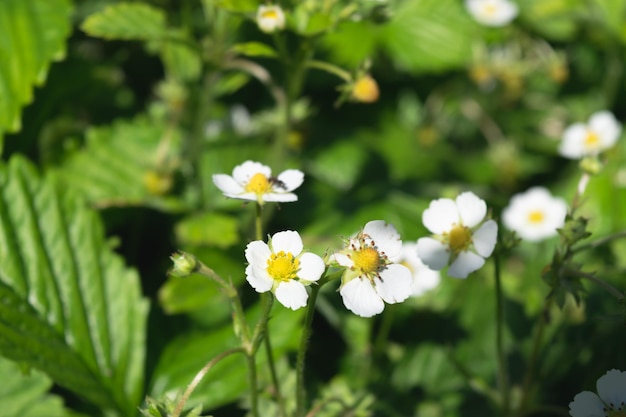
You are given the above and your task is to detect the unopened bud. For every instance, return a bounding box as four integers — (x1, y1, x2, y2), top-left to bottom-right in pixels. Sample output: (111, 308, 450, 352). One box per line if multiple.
(169, 251, 199, 277)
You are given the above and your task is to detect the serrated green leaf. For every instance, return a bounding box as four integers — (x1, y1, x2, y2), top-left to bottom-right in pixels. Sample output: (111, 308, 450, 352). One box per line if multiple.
(0, 0, 72, 141)
(0, 356, 76, 417)
(81, 3, 168, 41)
(0, 156, 149, 416)
(381, 0, 474, 73)
(53, 117, 183, 211)
(231, 42, 278, 58)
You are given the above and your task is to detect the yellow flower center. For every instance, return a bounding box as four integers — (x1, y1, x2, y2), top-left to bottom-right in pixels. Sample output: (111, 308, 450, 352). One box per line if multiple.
(266, 251, 300, 281)
(484, 4, 498, 15)
(447, 224, 472, 253)
(527, 210, 545, 224)
(352, 247, 381, 274)
(261, 9, 279, 20)
(245, 173, 271, 194)
(584, 130, 600, 148)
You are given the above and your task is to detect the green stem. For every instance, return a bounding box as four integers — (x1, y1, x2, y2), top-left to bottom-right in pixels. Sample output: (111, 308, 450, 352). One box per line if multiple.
(571, 270, 625, 301)
(373, 303, 396, 358)
(172, 347, 245, 417)
(305, 60, 352, 82)
(247, 352, 259, 417)
(296, 284, 322, 417)
(493, 248, 510, 415)
(255, 202, 263, 241)
(518, 294, 553, 415)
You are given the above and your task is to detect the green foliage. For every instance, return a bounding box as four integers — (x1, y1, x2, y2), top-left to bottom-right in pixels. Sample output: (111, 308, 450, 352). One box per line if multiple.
(0, 156, 148, 416)
(81, 3, 168, 41)
(0, 0, 72, 143)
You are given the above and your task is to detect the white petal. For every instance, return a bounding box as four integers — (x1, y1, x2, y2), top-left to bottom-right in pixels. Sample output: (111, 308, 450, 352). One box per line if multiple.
(448, 251, 485, 278)
(416, 237, 449, 270)
(331, 253, 354, 268)
(270, 230, 303, 255)
(245, 240, 271, 266)
(568, 391, 606, 417)
(340, 278, 385, 317)
(456, 192, 487, 228)
(297, 252, 325, 282)
(275, 281, 308, 310)
(262, 192, 298, 203)
(245, 264, 273, 292)
(559, 124, 587, 159)
(596, 369, 626, 409)
(411, 267, 441, 297)
(363, 220, 402, 258)
(276, 169, 304, 192)
(473, 220, 498, 257)
(589, 110, 621, 149)
(375, 264, 413, 304)
(422, 198, 459, 234)
(232, 161, 271, 184)
(213, 174, 244, 195)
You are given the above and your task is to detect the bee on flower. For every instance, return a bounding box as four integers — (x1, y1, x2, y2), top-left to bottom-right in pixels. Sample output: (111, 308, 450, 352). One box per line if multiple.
(212, 160, 304, 205)
(332, 220, 413, 318)
(245, 231, 325, 310)
(416, 192, 498, 279)
(256, 4, 286, 33)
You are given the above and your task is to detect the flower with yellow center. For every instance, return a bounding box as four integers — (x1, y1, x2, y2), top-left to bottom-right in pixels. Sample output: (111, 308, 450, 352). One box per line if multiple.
(502, 187, 567, 242)
(559, 111, 622, 159)
(245, 231, 324, 310)
(569, 369, 626, 417)
(256, 4, 286, 33)
(332, 220, 413, 317)
(416, 192, 497, 279)
(212, 160, 304, 205)
(465, 0, 518, 27)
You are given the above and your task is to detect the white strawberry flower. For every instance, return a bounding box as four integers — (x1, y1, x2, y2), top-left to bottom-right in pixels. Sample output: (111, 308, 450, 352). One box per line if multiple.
(332, 220, 413, 318)
(502, 187, 567, 241)
(559, 111, 622, 159)
(245, 230, 325, 310)
(396, 242, 441, 297)
(569, 369, 626, 417)
(212, 160, 304, 205)
(256, 4, 286, 33)
(465, 0, 518, 27)
(416, 192, 497, 279)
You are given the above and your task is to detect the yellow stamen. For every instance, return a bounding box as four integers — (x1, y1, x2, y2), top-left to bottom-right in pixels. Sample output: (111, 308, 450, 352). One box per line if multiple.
(527, 210, 545, 224)
(448, 224, 472, 253)
(245, 173, 271, 194)
(352, 247, 381, 274)
(584, 130, 600, 148)
(266, 251, 300, 281)
(261, 9, 278, 19)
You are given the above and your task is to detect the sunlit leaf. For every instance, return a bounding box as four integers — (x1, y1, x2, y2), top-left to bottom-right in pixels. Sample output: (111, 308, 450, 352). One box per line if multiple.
(231, 42, 278, 58)
(81, 3, 167, 41)
(0, 156, 149, 416)
(0, 0, 72, 142)
(381, 0, 474, 73)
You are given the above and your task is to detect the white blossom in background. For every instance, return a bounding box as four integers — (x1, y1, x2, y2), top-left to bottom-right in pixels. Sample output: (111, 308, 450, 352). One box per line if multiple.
(559, 111, 622, 159)
(332, 220, 413, 317)
(245, 231, 325, 310)
(502, 187, 568, 241)
(212, 161, 304, 205)
(465, 0, 518, 27)
(256, 4, 286, 33)
(569, 369, 626, 417)
(416, 192, 498, 279)
(396, 242, 441, 297)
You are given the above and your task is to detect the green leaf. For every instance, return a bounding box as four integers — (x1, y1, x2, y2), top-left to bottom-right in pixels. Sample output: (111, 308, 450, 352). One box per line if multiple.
(0, 156, 149, 416)
(0, 0, 72, 142)
(308, 141, 368, 190)
(53, 117, 183, 211)
(81, 3, 168, 41)
(149, 303, 303, 412)
(231, 42, 278, 58)
(380, 0, 474, 73)
(519, 0, 583, 41)
(211, 0, 258, 13)
(175, 212, 239, 248)
(322, 21, 380, 67)
(0, 356, 74, 417)
(158, 35, 202, 81)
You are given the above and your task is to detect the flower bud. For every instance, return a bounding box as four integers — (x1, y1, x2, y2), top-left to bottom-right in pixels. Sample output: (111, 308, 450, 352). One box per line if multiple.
(169, 251, 199, 277)
(256, 5, 286, 33)
(351, 75, 379, 103)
